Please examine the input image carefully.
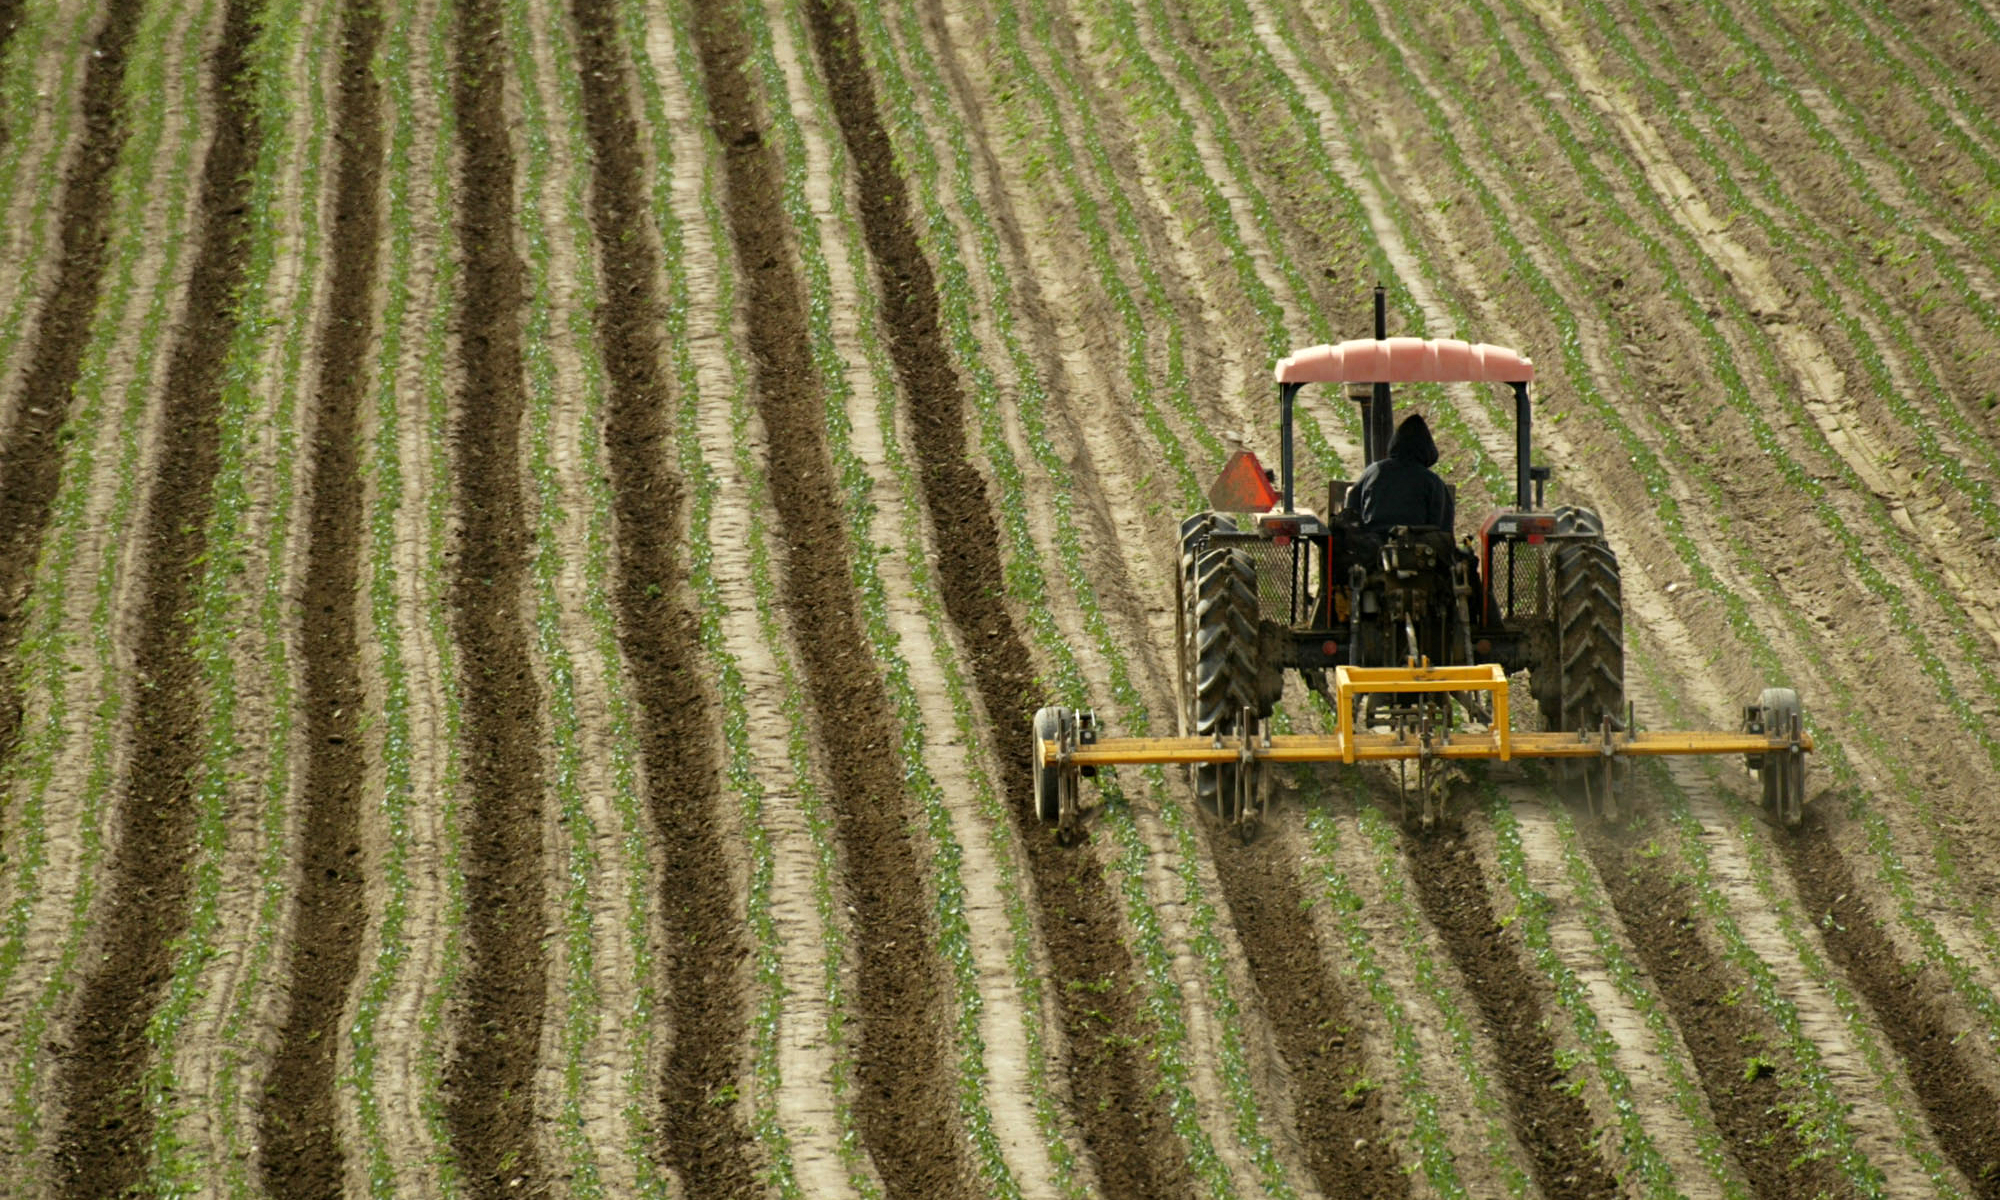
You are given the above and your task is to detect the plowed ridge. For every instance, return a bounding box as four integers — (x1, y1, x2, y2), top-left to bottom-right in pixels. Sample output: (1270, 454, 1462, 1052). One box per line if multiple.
(442, 0, 548, 1186)
(689, 0, 974, 1192)
(0, 0, 1993, 1194)
(50, 0, 259, 1191)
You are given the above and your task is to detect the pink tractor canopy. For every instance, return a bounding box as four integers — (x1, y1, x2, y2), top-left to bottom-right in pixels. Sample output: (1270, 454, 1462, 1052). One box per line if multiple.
(1269, 337, 1541, 512)
(1274, 336, 1534, 385)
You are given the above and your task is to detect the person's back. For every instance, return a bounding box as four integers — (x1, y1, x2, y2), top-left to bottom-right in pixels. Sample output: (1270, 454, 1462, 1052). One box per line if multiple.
(1345, 413, 1453, 534)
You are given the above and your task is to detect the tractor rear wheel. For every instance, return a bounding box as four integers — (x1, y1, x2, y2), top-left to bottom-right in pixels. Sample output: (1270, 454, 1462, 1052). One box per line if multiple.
(1179, 513, 1261, 820)
(1537, 506, 1625, 746)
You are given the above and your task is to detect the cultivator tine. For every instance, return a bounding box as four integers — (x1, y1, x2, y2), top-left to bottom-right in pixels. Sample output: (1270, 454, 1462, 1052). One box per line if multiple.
(1236, 705, 1265, 842)
(1418, 701, 1440, 829)
(1056, 712, 1080, 843)
(1594, 712, 1620, 823)
(1783, 710, 1806, 829)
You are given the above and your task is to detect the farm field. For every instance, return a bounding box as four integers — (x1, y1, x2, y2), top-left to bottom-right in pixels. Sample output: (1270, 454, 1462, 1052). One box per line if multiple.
(1, 0, 1999, 1193)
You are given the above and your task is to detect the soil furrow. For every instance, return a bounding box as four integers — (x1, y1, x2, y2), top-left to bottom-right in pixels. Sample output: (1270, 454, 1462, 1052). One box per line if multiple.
(0, 0, 24, 156)
(1212, 832, 1410, 1197)
(794, 2, 1191, 1197)
(49, 0, 260, 1192)
(687, 1, 973, 1196)
(1784, 818, 2000, 1196)
(442, 0, 548, 1191)
(1404, 827, 1620, 1200)
(1589, 825, 1857, 1199)
(0, 0, 143, 772)
(567, 0, 757, 1192)
(256, 0, 380, 1192)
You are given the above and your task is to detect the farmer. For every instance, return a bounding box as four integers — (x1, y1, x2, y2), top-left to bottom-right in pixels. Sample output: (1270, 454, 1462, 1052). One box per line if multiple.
(1344, 412, 1454, 534)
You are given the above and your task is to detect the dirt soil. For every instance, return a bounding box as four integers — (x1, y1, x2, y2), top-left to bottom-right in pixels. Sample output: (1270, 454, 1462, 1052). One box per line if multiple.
(3, 0, 1999, 1195)
(690, 0, 978, 1193)
(46, 0, 257, 1193)
(439, 0, 549, 1189)
(256, 0, 380, 1192)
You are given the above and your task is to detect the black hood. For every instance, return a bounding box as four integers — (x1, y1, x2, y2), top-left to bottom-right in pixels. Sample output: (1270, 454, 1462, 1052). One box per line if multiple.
(1386, 413, 1438, 467)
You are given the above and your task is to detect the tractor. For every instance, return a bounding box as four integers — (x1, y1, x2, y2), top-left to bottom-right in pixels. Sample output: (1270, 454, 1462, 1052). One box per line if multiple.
(1032, 289, 1811, 834)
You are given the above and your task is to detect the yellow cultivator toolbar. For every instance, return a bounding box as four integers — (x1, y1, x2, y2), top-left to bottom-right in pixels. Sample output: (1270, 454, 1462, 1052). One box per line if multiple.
(1032, 663, 1812, 837)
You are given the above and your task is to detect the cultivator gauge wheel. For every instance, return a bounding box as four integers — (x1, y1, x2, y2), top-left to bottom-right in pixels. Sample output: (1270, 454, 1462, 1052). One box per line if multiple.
(1747, 687, 1807, 828)
(1032, 705, 1069, 825)
(1031, 705, 1097, 841)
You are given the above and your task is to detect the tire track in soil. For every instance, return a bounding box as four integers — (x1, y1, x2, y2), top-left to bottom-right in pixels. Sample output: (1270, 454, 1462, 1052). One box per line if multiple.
(795, 3, 1191, 1197)
(256, 0, 379, 1192)
(567, 0, 758, 1192)
(1404, 826, 1620, 1200)
(0, 0, 143, 774)
(49, 0, 258, 1193)
(1587, 825, 1856, 1199)
(687, 2, 974, 1197)
(1784, 816, 2000, 1196)
(1213, 833, 1410, 1197)
(442, 0, 548, 1191)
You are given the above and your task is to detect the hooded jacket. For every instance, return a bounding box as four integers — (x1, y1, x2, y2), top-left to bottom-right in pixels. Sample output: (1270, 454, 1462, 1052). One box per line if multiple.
(1343, 413, 1455, 533)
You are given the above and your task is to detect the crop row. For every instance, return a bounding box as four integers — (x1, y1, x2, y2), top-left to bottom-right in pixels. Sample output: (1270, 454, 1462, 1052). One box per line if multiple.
(972, 0, 1656, 1184)
(1546, 0, 2000, 1005)
(1302, 0, 2000, 1069)
(651, 0, 842, 1190)
(863, 0, 1306, 1189)
(752, 0, 1060, 1188)
(1444, 0, 2000, 1028)
(503, 0, 664, 1188)
(1367, 0, 2000, 1138)
(0, 0, 210, 1185)
(0, 0, 89, 399)
(338, 0, 475, 1192)
(148, 0, 324, 1184)
(1064, 0, 1984, 1192)
(207, 0, 334, 1190)
(1483, 791, 1689, 1197)
(1295, 728, 1518, 1198)
(788, 4, 1090, 1180)
(543, 0, 689, 1189)
(1541, 802, 1748, 1197)
(1640, 638, 1962, 1195)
